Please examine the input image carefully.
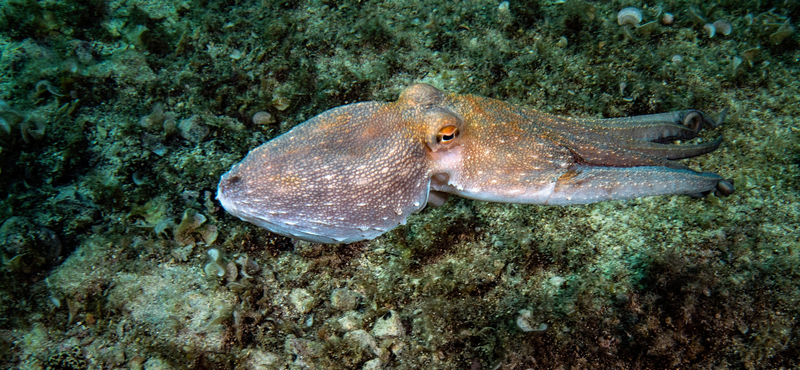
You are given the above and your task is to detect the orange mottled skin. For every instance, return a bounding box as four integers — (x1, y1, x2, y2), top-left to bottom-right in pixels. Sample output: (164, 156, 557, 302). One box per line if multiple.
(218, 84, 733, 243)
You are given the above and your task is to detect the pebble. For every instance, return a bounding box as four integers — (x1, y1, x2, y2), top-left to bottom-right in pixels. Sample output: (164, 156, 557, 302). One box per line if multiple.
(362, 358, 383, 370)
(549, 276, 565, 288)
(371, 310, 405, 338)
(344, 329, 383, 357)
(290, 288, 316, 314)
(178, 115, 209, 143)
(252, 111, 275, 125)
(661, 12, 674, 25)
(331, 288, 362, 311)
(245, 350, 280, 368)
(285, 335, 323, 361)
(712, 20, 733, 36)
(338, 310, 364, 331)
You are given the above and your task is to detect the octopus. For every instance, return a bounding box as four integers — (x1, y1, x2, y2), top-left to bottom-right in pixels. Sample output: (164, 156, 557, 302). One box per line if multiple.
(217, 84, 734, 244)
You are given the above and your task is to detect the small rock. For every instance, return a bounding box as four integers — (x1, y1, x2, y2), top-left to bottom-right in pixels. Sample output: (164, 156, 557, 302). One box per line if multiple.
(331, 288, 362, 311)
(170, 244, 193, 262)
(0, 217, 61, 273)
(344, 329, 383, 357)
(290, 288, 316, 314)
(285, 335, 323, 361)
(371, 310, 405, 338)
(143, 357, 170, 370)
(252, 111, 275, 125)
(548, 276, 565, 288)
(178, 115, 209, 143)
(246, 349, 282, 368)
(272, 94, 290, 111)
(338, 310, 364, 331)
(108, 347, 126, 366)
(362, 358, 383, 370)
(139, 104, 165, 129)
(390, 340, 405, 356)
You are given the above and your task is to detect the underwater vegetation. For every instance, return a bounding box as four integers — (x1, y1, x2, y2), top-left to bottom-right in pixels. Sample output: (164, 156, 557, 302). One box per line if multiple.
(0, 0, 798, 369)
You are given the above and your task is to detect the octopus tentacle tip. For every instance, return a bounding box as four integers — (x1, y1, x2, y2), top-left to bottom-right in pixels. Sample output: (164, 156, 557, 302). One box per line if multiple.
(682, 110, 705, 131)
(712, 108, 729, 128)
(716, 179, 735, 197)
(698, 108, 729, 129)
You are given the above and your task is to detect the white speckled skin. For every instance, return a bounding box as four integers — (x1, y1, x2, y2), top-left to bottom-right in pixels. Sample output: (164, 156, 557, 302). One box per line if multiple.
(218, 84, 733, 243)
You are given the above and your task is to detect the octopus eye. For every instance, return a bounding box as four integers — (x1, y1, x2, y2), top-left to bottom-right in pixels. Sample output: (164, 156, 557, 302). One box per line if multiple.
(436, 125, 458, 143)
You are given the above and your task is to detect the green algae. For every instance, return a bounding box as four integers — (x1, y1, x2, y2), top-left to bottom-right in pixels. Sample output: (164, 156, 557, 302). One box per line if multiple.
(0, 0, 798, 368)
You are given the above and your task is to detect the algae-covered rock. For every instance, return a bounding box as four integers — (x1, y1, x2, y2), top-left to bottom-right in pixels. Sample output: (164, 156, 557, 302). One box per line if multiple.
(344, 329, 383, 358)
(0, 217, 61, 273)
(178, 115, 209, 143)
(362, 358, 383, 370)
(290, 288, 316, 315)
(244, 349, 283, 369)
(106, 265, 235, 354)
(337, 310, 365, 331)
(371, 310, 404, 338)
(331, 288, 363, 311)
(284, 334, 324, 365)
